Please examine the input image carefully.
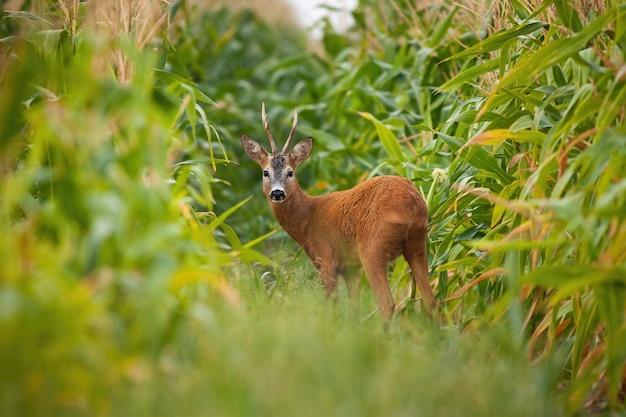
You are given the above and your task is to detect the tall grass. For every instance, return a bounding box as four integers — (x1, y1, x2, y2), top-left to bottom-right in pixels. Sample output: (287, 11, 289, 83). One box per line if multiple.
(1, 0, 625, 415)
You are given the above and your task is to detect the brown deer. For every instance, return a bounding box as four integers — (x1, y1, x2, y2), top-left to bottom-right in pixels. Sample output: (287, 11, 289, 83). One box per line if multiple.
(240, 104, 436, 320)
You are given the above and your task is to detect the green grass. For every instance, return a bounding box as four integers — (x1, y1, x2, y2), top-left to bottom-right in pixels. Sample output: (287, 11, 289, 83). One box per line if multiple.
(1, 0, 626, 415)
(5, 255, 564, 417)
(112, 277, 561, 417)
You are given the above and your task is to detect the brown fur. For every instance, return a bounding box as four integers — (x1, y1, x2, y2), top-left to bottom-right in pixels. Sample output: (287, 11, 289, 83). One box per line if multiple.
(270, 175, 435, 319)
(241, 122, 435, 320)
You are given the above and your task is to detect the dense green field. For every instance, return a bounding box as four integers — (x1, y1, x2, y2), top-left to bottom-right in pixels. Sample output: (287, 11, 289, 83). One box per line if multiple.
(1, 1, 625, 415)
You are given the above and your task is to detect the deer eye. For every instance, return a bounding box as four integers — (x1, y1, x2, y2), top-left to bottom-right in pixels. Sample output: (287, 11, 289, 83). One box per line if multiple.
(287, 171, 293, 177)
(263, 170, 269, 177)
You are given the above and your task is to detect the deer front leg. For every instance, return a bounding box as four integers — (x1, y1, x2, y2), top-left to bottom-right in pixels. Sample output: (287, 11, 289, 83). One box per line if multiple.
(319, 262, 339, 297)
(359, 250, 395, 321)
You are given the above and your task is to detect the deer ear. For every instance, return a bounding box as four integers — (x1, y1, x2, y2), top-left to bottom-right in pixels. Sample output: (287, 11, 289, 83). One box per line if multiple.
(290, 137, 313, 166)
(241, 135, 268, 165)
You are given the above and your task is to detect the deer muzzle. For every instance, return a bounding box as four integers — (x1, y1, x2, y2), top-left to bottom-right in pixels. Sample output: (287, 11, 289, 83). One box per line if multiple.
(269, 189, 285, 202)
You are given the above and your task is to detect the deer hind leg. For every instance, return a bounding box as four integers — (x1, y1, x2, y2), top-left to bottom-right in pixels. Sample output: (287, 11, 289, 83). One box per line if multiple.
(403, 225, 437, 313)
(341, 267, 361, 317)
(358, 237, 400, 321)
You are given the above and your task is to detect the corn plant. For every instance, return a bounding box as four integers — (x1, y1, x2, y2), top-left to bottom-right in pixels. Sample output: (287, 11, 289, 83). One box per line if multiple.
(178, 0, 626, 409)
(1, 0, 625, 415)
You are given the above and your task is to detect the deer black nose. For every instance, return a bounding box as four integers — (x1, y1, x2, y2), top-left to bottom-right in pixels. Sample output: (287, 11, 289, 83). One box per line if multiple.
(270, 190, 285, 201)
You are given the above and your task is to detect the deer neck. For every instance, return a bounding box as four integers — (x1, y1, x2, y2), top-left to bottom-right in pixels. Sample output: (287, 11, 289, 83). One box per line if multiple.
(270, 182, 315, 246)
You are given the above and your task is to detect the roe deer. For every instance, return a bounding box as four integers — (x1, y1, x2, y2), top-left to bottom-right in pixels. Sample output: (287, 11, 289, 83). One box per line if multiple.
(241, 104, 436, 320)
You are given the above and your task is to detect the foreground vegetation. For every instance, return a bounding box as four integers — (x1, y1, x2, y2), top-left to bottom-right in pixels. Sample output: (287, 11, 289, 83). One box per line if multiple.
(1, 0, 625, 415)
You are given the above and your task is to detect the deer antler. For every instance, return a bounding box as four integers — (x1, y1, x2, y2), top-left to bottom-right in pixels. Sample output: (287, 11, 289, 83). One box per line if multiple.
(281, 109, 298, 153)
(261, 102, 277, 153)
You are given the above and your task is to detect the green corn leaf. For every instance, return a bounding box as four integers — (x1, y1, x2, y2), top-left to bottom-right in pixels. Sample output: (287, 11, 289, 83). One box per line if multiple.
(597, 81, 626, 130)
(468, 129, 546, 146)
(220, 223, 242, 249)
(243, 228, 279, 249)
(356, 111, 406, 163)
(480, 7, 616, 117)
(439, 133, 512, 183)
(446, 21, 546, 61)
(491, 181, 519, 227)
(237, 247, 276, 266)
(428, 6, 459, 47)
(571, 299, 599, 379)
(155, 69, 214, 104)
(207, 196, 252, 233)
(439, 59, 499, 92)
(524, 265, 626, 303)
(470, 238, 563, 252)
(554, 0, 583, 32)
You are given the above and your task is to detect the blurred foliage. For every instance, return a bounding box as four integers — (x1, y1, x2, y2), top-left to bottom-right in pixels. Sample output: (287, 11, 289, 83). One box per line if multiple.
(0, 1, 262, 414)
(1, 0, 626, 415)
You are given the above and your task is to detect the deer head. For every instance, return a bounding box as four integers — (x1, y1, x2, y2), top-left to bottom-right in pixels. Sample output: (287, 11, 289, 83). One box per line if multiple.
(241, 103, 313, 203)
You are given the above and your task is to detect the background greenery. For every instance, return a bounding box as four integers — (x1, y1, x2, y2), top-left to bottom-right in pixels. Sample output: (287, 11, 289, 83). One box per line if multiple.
(1, 0, 625, 415)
